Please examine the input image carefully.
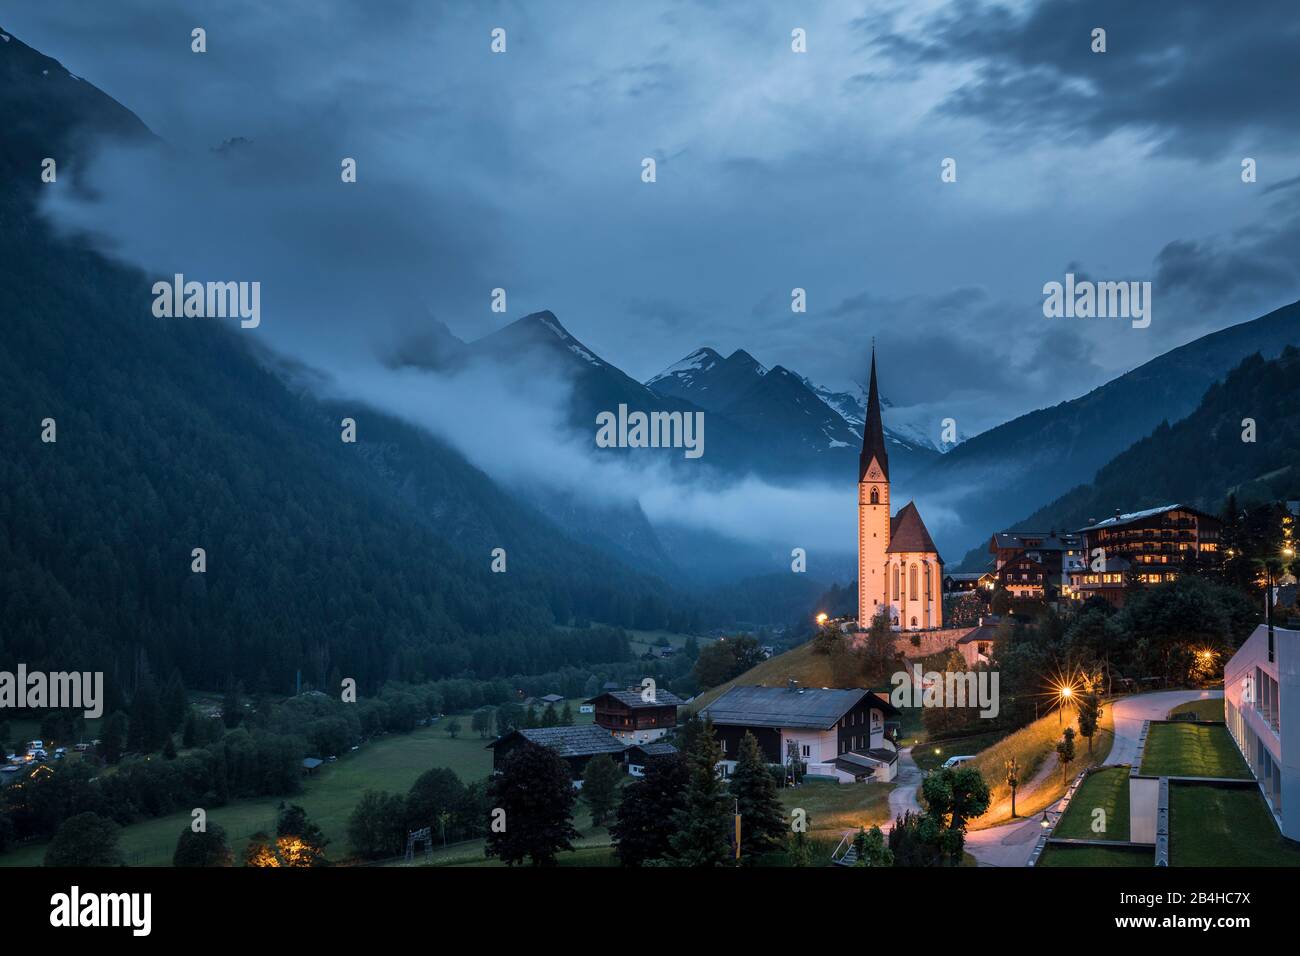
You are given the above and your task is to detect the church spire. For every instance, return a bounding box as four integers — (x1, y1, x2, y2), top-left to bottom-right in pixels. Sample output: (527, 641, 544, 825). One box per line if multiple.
(859, 345, 889, 481)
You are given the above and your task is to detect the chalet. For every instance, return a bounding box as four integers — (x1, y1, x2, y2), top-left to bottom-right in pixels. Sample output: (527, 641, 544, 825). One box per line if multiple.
(988, 531, 1085, 579)
(1069, 505, 1222, 607)
(956, 617, 1003, 668)
(943, 572, 987, 593)
(487, 725, 626, 781)
(625, 741, 679, 777)
(996, 553, 1053, 599)
(585, 688, 684, 745)
(699, 684, 900, 784)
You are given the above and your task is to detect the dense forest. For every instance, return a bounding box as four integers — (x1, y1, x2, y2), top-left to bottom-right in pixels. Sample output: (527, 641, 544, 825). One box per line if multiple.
(948, 346, 1300, 570)
(1014, 348, 1300, 532)
(0, 33, 707, 700)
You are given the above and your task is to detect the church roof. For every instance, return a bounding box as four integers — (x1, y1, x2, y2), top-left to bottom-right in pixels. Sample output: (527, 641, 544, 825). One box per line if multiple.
(888, 501, 942, 560)
(859, 347, 889, 482)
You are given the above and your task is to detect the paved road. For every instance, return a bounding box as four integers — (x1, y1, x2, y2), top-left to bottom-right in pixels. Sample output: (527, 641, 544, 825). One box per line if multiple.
(885, 747, 922, 828)
(1108, 688, 1222, 766)
(964, 688, 1222, 867)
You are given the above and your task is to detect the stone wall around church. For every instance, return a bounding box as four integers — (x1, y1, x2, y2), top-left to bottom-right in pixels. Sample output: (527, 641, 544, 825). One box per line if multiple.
(889, 626, 974, 658)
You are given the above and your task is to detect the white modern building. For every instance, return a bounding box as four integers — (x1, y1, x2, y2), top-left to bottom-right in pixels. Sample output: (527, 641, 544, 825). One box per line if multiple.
(1224, 623, 1300, 840)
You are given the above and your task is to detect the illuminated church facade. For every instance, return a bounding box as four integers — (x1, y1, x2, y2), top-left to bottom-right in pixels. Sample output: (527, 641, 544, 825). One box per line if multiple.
(857, 349, 944, 631)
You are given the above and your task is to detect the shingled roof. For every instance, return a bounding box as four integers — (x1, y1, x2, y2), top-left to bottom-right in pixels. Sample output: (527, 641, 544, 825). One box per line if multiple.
(887, 501, 942, 560)
(700, 686, 898, 730)
(487, 725, 626, 759)
(990, 531, 1082, 551)
(584, 689, 686, 709)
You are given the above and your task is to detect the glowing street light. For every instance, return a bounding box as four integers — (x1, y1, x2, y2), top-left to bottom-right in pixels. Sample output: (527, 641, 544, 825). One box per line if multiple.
(1057, 684, 1073, 725)
(815, 612, 828, 626)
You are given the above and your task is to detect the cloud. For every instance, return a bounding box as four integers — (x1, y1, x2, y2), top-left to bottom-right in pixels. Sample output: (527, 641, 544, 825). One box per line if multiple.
(870, 0, 1300, 159)
(1154, 191, 1300, 313)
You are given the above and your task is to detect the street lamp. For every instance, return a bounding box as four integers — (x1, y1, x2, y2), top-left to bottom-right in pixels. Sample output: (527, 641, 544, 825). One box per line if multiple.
(1040, 811, 1051, 830)
(1057, 684, 1073, 725)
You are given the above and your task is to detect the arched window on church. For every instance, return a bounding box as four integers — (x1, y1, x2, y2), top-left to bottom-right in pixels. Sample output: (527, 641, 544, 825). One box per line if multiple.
(870, 486, 879, 504)
(910, 616, 917, 628)
(892, 565, 899, 601)
(909, 564, 919, 600)
(924, 562, 931, 601)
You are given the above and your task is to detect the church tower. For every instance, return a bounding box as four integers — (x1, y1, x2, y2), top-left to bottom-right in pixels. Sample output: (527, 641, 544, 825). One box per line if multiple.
(857, 348, 890, 628)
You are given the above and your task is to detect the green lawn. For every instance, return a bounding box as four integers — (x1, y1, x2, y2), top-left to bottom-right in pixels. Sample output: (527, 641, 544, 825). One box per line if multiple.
(968, 703, 1115, 828)
(777, 778, 895, 836)
(0, 724, 495, 867)
(1051, 767, 1130, 841)
(1170, 784, 1300, 867)
(625, 629, 710, 655)
(914, 730, 1006, 773)
(1037, 844, 1152, 867)
(1165, 698, 1224, 721)
(1140, 723, 1251, 779)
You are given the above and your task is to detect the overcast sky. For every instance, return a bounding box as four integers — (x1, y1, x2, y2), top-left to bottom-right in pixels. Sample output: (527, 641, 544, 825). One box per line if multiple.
(8, 0, 1300, 437)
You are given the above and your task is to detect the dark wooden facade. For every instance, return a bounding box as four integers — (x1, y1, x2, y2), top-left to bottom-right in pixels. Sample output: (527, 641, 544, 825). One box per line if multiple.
(714, 724, 783, 763)
(589, 695, 679, 735)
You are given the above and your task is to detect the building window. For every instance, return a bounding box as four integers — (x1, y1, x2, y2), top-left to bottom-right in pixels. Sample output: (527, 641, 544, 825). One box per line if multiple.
(892, 565, 900, 601)
(910, 616, 917, 627)
(870, 486, 879, 504)
(909, 564, 918, 600)
(802, 744, 811, 758)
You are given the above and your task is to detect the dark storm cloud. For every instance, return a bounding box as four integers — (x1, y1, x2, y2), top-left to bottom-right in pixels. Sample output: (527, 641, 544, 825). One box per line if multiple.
(7, 0, 1297, 445)
(1155, 195, 1300, 312)
(871, 0, 1300, 158)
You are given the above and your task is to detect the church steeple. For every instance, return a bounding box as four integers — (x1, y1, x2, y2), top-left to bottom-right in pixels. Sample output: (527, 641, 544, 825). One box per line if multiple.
(859, 346, 889, 482)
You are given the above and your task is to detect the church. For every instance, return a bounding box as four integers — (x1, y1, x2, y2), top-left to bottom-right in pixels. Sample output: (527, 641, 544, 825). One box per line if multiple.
(857, 349, 944, 631)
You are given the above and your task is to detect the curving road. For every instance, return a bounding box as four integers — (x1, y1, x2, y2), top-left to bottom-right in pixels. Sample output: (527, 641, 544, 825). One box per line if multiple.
(885, 747, 923, 828)
(964, 688, 1223, 866)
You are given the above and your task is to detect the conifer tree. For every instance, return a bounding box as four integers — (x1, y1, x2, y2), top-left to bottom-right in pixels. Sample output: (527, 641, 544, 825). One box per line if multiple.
(581, 753, 621, 826)
(730, 732, 787, 862)
(162, 669, 188, 731)
(668, 722, 731, 866)
(611, 753, 690, 866)
(181, 708, 199, 748)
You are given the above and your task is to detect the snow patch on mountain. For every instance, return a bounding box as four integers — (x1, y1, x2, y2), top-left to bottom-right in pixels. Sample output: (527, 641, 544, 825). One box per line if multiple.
(799, 374, 963, 453)
(535, 312, 603, 367)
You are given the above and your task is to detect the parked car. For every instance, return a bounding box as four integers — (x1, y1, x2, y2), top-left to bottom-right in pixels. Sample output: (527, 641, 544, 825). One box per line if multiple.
(941, 755, 976, 769)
